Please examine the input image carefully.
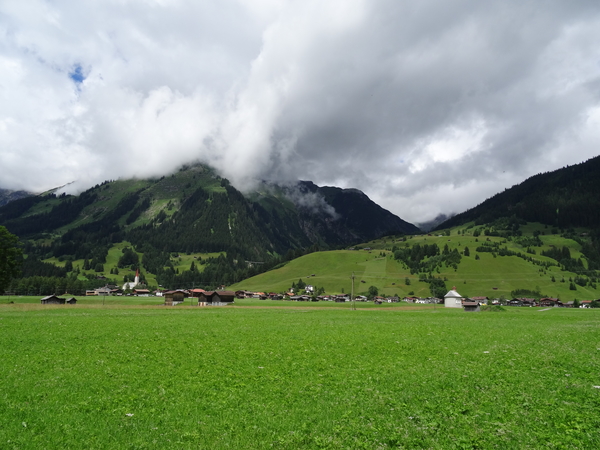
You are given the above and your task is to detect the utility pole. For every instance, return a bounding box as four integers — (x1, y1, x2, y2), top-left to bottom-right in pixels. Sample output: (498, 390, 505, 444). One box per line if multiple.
(351, 272, 355, 310)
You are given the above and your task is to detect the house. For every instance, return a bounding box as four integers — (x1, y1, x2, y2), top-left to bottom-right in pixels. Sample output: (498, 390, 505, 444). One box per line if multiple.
(41, 295, 65, 305)
(164, 290, 187, 306)
(40, 295, 77, 305)
(462, 301, 480, 312)
(539, 298, 562, 307)
(520, 298, 537, 307)
(190, 288, 207, 298)
(211, 291, 235, 305)
(471, 296, 489, 304)
(508, 298, 523, 307)
(133, 289, 151, 296)
(95, 286, 112, 296)
(197, 290, 235, 306)
(444, 287, 464, 308)
(234, 290, 253, 299)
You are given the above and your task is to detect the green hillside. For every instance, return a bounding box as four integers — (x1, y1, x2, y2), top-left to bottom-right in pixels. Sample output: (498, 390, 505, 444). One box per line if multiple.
(0, 164, 419, 295)
(230, 223, 600, 301)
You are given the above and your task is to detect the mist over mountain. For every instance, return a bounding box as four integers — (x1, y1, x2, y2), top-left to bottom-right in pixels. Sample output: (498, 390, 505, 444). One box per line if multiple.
(0, 189, 32, 208)
(417, 214, 455, 232)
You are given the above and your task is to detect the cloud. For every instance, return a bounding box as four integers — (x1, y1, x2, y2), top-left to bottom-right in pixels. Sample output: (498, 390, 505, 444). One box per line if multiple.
(1, 0, 600, 223)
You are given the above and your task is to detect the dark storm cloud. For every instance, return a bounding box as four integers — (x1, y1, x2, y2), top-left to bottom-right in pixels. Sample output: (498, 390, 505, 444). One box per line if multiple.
(1, 0, 600, 223)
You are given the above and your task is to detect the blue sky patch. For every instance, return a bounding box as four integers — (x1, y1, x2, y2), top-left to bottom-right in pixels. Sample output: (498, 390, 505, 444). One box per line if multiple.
(69, 64, 86, 84)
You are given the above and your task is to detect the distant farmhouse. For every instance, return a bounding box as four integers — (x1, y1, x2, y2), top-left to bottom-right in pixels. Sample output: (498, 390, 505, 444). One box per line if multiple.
(41, 295, 77, 305)
(197, 291, 235, 306)
(164, 290, 187, 306)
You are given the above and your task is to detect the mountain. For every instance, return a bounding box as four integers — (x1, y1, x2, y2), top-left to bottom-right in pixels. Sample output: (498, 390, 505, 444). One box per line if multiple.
(0, 164, 418, 292)
(0, 188, 32, 207)
(436, 155, 600, 231)
(417, 213, 454, 232)
(251, 180, 419, 246)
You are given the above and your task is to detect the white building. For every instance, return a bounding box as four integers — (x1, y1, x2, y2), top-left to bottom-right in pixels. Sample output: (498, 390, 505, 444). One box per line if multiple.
(123, 269, 140, 290)
(444, 287, 464, 308)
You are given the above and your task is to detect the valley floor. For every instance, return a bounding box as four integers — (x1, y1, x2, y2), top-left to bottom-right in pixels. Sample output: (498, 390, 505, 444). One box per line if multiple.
(1, 305, 598, 448)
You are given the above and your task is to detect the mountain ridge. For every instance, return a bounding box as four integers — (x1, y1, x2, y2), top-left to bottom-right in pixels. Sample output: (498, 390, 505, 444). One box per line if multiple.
(436, 155, 600, 231)
(0, 165, 419, 291)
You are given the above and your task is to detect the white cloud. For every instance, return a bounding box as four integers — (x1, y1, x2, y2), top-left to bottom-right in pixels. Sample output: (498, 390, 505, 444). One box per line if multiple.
(1, 0, 600, 224)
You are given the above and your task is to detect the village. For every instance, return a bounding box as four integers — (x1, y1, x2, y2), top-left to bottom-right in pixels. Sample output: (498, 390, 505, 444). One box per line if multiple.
(39, 284, 595, 309)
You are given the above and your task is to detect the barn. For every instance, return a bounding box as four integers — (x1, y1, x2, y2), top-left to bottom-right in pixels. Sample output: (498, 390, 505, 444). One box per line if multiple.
(462, 301, 480, 312)
(41, 295, 65, 305)
(164, 290, 187, 306)
(197, 290, 235, 306)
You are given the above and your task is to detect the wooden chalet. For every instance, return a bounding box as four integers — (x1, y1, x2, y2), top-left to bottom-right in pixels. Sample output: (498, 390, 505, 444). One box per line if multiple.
(164, 290, 187, 306)
(235, 290, 251, 299)
(212, 291, 235, 303)
(40, 295, 77, 305)
(133, 289, 151, 296)
(462, 301, 480, 312)
(539, 298, 562, 307)
(197, 290, 235, 306)
(41, 295, 65, 304)
(520, 298, 537, 307)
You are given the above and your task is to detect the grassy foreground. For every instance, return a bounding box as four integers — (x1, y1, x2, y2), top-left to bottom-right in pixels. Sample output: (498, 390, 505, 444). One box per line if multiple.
(0, 305, 599, 449)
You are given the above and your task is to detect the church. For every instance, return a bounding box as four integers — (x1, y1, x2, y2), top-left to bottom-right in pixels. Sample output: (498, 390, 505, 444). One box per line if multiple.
(123, 268, 140, 290)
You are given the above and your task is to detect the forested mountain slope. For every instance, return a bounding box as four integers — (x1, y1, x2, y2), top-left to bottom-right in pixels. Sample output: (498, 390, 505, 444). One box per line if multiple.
(437, 155, 600, 230)
(0, 164, 418, 293)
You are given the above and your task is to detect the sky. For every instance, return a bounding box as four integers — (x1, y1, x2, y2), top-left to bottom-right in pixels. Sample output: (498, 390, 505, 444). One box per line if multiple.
(1, 0, 600, 224)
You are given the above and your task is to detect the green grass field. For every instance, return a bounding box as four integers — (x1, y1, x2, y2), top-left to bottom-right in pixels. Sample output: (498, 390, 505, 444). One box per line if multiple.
(1, 303, 598, 449)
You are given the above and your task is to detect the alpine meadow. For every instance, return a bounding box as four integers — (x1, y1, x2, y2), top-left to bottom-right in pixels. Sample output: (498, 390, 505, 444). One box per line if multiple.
(1, 304, 599, 449)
